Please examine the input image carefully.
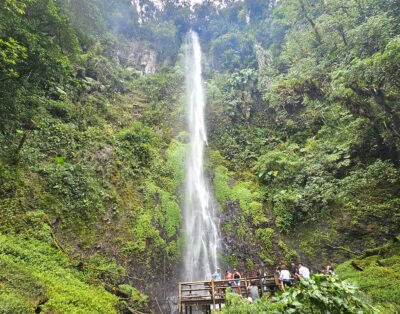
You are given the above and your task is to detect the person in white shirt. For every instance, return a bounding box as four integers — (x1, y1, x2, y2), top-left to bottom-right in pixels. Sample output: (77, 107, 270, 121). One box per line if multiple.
(278, 264, 292, 289)
(297, 263, 310, 279)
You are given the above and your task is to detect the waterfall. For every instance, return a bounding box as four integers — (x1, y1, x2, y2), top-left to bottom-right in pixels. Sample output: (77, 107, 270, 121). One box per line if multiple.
(182, 31, 220, 282)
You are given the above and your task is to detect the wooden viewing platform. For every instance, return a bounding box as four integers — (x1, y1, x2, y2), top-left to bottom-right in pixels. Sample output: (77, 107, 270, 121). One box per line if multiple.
(178, 275, 280, 313)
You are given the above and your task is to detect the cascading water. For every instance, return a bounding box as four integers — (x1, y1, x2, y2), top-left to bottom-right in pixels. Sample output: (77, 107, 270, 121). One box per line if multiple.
(182, 31, 220, 282)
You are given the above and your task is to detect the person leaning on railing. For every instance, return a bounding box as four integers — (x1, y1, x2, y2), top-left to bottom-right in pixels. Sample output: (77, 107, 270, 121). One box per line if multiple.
(233, 268, 241, 295)
(225, 269, 233, 287)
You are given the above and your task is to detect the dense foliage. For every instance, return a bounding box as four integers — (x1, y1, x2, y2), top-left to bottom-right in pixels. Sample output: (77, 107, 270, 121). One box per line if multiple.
(200, 0, 400, 310)
(222, 274, 377, 314)
(0, 0, 186, 311)
(1, 0, 399, 312)
(206, 0, 400, 275)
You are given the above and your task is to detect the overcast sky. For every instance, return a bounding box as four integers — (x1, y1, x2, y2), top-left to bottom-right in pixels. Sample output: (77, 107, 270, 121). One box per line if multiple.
(152, 0, 227, 6)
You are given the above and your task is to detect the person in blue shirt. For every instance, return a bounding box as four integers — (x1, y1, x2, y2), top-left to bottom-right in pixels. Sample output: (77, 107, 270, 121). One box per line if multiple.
(212, 267, 222, 280)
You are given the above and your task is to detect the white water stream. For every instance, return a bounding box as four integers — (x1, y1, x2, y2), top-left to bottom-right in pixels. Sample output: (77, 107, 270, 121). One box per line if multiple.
(182, 31, 220, 281)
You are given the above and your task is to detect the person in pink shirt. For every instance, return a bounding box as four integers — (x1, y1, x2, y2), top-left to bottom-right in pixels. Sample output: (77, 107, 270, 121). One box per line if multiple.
(225, 270, 233, 287)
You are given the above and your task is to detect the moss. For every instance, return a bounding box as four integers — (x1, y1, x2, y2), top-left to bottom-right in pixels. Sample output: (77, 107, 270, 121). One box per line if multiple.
(165, 138, 187, 193)
(256, 228, 274, 250)
(271, 189, 301, 233)
(213, 164, 266, 226)
(214, 165, 232, 206)
(141, 181, 181, 259)
(0, 254, 46, 310)
(256, 228, 274, 262)
(236, 225, 246, 241)
(159, 189, 181, 238)
(0, 234, 119, 313)
(278, 240, 298, 263)
(224, 255, 239, 268)
(118, 284, 148, 308)
(246, 258, 254, 269)
(84, 254, 126, 284)
(231, 181, 262, 217)
(123, 210, 164, 257)
(248, 201, 267, 226)
(0, 294, 32, 314)
(336, 240, 400, 311)
(116, 122, 160, 174)
(223, 222, 234, 233)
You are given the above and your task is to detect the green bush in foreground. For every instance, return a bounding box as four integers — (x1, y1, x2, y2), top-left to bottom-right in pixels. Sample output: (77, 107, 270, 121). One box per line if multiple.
(222, 274, 377, 314)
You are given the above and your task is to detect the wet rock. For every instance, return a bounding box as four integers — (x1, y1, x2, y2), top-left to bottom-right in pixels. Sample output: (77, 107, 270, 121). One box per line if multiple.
(115, 41, 158, 75)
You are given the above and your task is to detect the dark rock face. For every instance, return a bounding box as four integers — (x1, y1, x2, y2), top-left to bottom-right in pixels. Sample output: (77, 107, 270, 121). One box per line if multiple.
(220, 200, 268, 272)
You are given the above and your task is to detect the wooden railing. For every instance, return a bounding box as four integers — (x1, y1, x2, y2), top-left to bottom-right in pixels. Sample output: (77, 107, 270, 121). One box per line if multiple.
(178, 275, 280, 313)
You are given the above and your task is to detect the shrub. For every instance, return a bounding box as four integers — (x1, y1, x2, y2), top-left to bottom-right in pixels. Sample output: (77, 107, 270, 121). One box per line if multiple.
(222, 274, 377, 314)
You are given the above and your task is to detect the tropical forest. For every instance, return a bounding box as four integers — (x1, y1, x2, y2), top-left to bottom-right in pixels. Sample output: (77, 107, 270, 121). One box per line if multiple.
(0, 0, 399, 313)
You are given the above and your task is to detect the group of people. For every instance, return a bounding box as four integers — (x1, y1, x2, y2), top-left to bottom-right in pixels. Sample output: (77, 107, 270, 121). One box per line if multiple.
(210, 262, 335, 299)
(277, 262, 334, 290)
(276, 262, 310, 290)
(211, 267, 262, 302)
(212, 267, 243, 294)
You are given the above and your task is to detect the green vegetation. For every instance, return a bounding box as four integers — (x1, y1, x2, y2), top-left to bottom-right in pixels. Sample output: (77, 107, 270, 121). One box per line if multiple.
(222, 274, 376, 314)
(1, 0, 399, 311)
(203, 0, 400, 308)
(214, 165, 263, 222)
(336, 238, 400, 312)
(0, 0, 187, 311)
(0, 234, 119, 313)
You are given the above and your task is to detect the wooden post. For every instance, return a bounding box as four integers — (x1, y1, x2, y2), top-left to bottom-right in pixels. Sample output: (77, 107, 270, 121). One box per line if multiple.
(163, 254, 166, 299)
(178, 283, 182, 314)
(211, 281, 216, 311)
(259, 276, 263, 297)
(274, 272, 280, 286)
(274, 272, 282, 292)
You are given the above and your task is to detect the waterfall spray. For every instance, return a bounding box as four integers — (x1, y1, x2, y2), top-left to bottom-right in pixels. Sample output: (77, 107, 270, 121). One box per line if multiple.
(182, 31, 220, 281)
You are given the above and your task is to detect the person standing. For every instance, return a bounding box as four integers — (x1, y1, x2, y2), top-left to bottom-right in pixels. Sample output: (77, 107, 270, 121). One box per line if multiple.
(225, 270, 233, 286)
(278, 264, 292, 290)
(260, 271, 268, 292)
(233, 268, 241, 295)
(247, 280, 260, 302)
(297, 263, 310, 279)
(212, 267, 222, 280)
(290, 262, 298, 285)
(290, 262, 297, 276)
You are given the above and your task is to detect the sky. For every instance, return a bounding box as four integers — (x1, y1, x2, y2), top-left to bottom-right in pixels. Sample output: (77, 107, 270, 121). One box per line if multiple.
(152, 0, 228, 6)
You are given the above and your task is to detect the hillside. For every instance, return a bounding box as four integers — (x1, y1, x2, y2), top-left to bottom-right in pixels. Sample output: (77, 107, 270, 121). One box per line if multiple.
(0, 0, 399, 313)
